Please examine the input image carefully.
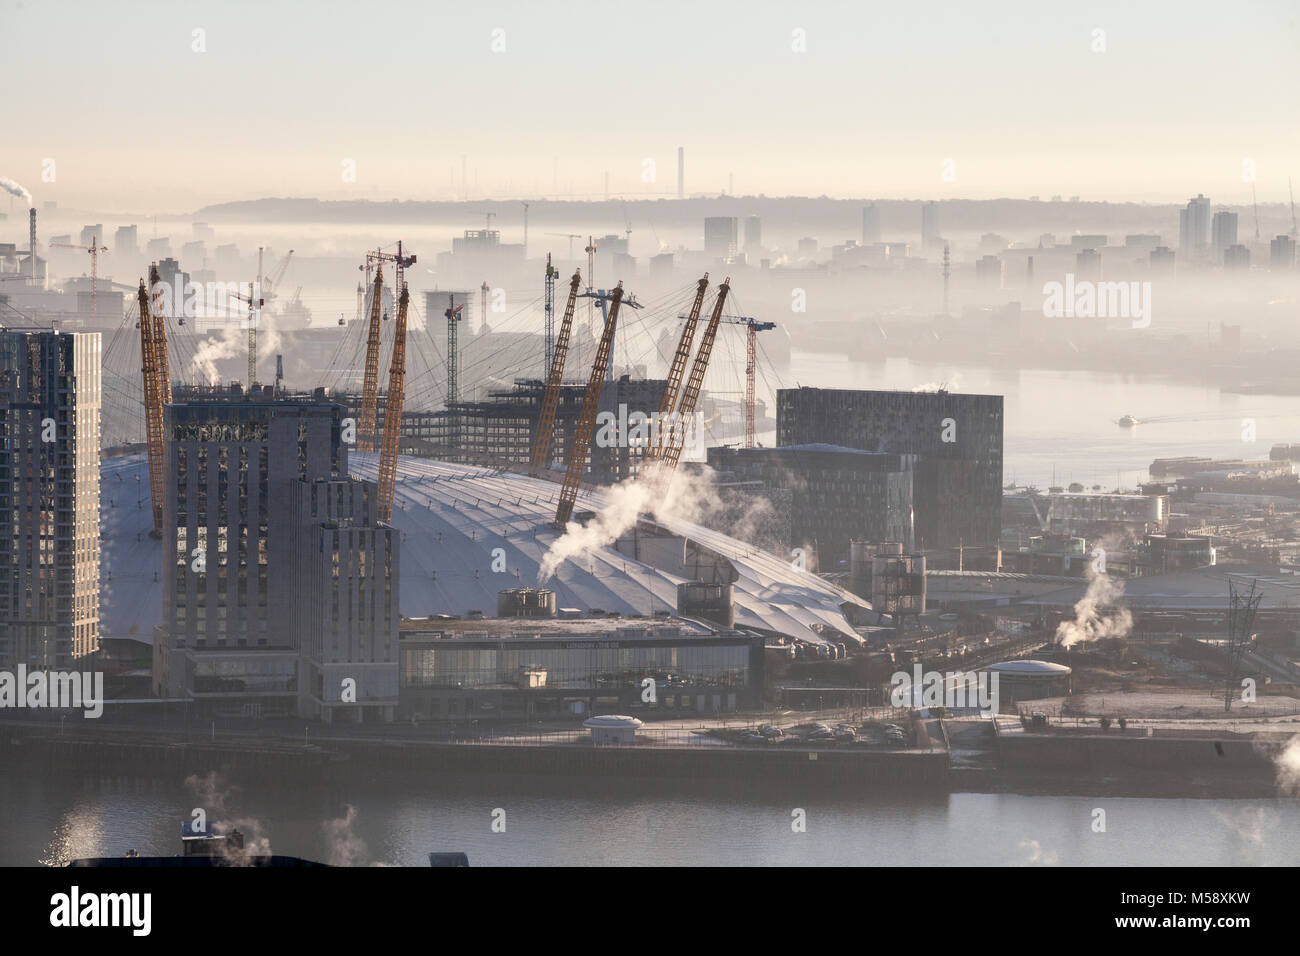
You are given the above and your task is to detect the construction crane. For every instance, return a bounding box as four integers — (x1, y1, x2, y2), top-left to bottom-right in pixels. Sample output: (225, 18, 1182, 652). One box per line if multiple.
(645, 274, 710, 463)
(555, 281, 626, 528)
(530, 269, 582, 473)
(578, 285, 642, 382)
(717, 314, 776, 448)
(585, 235, 598, 291)
(543, 254, 557, 373)
(228, 276, 265, 388)
(445, 293, 465, 404)
(357, 265, 385, 453)
(545, 233, 582, 259)
(149, 264, 173, 406)
(377, 283, 410, 523)
(262, 249, 294, 301)
(360, 242, 417, 304)
(659, 278, 731, 473)
(137, 264, 170, 536)
(50, 236, 108, 320)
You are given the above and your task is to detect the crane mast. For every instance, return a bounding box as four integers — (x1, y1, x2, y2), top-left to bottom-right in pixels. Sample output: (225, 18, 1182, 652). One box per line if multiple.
(49, 236, 108, 320)
(646, 273, 709, 463)
(149, 263, 172, 405)
(249, 247, 263, 387)
(137, 265, 168, 536)
(357, 265, 385, 453)
(543, 254, 556, 373)
(530, 270, 582, 472)
(377, 283, 410, 523)
(555, 281, 625, 528)
(740, 318, 775, 447)
(446, 293, 464, 404)
(660, 277, 730, 472)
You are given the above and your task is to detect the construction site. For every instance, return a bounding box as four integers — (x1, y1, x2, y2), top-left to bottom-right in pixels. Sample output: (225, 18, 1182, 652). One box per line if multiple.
(6, 204, 1300, 784)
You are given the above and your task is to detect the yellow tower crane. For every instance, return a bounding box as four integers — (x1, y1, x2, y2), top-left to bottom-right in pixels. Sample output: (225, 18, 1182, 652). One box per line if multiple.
(530, 270, 582, 473)
(136, 263, 170, 536)
(645, 273, 709, 465)
(377, 283, 410, 523)
(659, 277, 730, 472)
(357, 265, 385, 453)
(555, 281, 626, 528)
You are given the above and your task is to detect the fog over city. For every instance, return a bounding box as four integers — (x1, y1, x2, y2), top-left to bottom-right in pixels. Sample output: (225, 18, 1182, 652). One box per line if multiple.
(1, 0, 1298, 908)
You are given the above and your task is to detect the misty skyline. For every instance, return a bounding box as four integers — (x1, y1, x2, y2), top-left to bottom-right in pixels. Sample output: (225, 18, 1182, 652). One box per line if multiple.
(2, 0, 1298, 212)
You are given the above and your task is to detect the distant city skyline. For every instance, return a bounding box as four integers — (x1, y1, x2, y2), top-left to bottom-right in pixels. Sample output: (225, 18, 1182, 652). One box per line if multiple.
(2, 0, 1298, 212)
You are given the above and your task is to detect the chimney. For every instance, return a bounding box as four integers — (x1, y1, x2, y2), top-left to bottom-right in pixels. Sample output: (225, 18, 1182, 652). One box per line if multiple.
(28, 207, 37, 284)
(677, 147, 684, 200)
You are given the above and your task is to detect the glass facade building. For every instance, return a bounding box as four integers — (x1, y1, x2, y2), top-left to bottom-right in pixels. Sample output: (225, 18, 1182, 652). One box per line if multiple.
(398, 623, 763, 720)
(0, 330, 101, 668)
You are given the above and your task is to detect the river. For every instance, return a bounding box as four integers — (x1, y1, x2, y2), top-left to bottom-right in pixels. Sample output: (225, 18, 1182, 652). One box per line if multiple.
(3, 770, 1296, 867)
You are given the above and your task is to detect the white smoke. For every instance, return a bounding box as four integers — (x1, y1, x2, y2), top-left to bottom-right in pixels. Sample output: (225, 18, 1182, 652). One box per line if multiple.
(190, 325, 244, 385)
(183, 771, 273, 863)
(539, 463, 720, 581)
(257, 307, 282, 361)
(912, 373, 962, 393)
(1056, 566, 1133, 648)
(0, 176, 32, 204)
(321, 804, 373, 866)
(1017, 838, 1059, 866)
(1274, 734, 1300, 795)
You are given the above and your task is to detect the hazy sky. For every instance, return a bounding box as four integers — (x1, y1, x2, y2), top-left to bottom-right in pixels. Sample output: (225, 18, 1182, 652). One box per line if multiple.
(2, 0, 1298, 213)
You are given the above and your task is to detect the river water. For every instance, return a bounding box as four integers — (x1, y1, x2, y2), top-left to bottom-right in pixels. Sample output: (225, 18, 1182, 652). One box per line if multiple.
(3, 769, 1297, 867)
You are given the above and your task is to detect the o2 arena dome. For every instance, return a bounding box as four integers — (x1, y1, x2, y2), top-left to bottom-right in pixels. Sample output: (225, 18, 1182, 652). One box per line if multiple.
(99, 453, 870, 650)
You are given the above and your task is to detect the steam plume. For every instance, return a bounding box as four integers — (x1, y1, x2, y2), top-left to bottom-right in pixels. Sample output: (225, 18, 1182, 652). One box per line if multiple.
(0, 177, 32, 204)
(1055, 566, 1132, 647)
(539, 463, 720, 581)
(190, 325, 244, 384)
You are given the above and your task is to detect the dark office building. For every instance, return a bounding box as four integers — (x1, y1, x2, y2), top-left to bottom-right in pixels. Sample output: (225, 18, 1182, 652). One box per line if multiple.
(706, 444, 914, 569)
(776, 387, 1003, 552)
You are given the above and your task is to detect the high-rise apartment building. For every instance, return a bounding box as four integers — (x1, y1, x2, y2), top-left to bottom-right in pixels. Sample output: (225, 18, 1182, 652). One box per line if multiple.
(1178, 194, 1211, 258)
(154, 386, 398, 721)
(704, 217, 738, 259)
(113, 225, 138, 258)
(1269, 235, 1296, 271)
(0, 330, 102, 668)
(862, 204, 881, 244)
(1211, 210, 1238, 263)
(921, 202, 941, 244)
